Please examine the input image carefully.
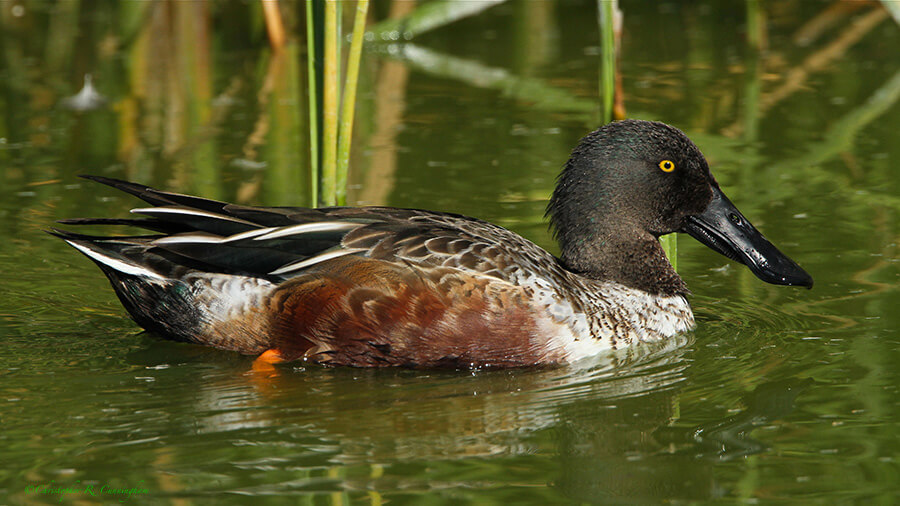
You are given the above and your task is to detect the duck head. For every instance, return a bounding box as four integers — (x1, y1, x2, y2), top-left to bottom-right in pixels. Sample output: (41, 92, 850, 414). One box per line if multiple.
(547, 119, 813, 296)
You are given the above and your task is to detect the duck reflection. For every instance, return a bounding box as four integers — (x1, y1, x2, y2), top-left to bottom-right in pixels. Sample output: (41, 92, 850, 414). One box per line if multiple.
(126, 334, 689, 440)
(124, 336, 809, 501)
(670, 377, 813, 460)
(556, 377, 812, 503)
(554, 388, 716, 503)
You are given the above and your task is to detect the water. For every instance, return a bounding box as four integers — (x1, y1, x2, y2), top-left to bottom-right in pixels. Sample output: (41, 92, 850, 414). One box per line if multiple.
(1, 1, 897, 503)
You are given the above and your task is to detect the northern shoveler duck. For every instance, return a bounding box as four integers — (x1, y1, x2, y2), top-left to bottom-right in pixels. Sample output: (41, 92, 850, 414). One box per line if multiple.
(53, 120, 812, 368)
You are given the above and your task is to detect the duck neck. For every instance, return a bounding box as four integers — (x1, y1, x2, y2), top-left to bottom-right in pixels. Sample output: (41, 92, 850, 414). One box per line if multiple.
(558, 222, 688, 297)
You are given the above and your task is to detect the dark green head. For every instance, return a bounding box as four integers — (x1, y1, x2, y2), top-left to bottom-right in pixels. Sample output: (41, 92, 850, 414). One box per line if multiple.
(547, 119, 812, 295)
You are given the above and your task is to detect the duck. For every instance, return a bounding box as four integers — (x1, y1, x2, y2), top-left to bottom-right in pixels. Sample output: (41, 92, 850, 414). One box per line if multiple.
(53, 120, 813, 368)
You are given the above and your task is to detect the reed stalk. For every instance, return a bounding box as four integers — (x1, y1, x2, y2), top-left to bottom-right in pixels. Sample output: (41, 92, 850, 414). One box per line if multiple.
(335, 0, 370, 206)
(661, 234, 677, 271)
(598, 0, 616, 124)
(307, 0, 369, 207)
(305, 0, 319, 206)
(262, 0, 286, 50)
(321, 0, 339, 206)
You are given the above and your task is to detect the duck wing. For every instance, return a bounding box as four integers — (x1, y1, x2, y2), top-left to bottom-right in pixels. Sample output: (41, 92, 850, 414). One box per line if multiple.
(55, 176, 557, 285)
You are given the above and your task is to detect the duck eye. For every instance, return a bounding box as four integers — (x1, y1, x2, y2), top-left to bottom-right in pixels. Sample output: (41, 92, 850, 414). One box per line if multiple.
(658, 160, 675, 173)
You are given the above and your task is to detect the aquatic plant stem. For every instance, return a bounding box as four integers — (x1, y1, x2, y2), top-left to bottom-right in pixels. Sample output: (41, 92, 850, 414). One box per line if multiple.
(598, 0, 616, 124)
(321, 0, 339, 206)
(661, 234, 677, 272)
(336, 0, 369, 206)
(262, 0, 286, 51)
(305, 0, 319, 206)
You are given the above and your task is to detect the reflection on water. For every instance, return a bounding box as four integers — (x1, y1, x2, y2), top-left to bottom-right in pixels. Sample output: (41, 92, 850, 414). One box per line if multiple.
(183, 334, 692, 461)
(0, 306, 820, 503)
(557, 378, 814, 503)
(658, 378, 814, 460)
(0, 0, 897, 503)
(1, 327, 696, 501)
(555, 391, 718, 504)
(690, 378, 813, 460)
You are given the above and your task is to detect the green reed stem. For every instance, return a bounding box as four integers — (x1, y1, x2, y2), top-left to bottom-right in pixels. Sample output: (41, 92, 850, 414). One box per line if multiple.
(661, 234, 677, 271)
(335, 0, 369, 206)
(305, 0, 319, 206)
(321, 0, 339, 206)
(335, 1, 342, 87)
(598, 0, 615, 124)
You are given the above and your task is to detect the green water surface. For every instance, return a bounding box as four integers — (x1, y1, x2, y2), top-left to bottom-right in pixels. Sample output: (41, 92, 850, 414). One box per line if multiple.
(0, 1, 897, 504)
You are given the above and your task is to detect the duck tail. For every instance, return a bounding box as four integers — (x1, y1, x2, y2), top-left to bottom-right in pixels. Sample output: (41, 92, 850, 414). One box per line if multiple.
(48, 229, 204, 344)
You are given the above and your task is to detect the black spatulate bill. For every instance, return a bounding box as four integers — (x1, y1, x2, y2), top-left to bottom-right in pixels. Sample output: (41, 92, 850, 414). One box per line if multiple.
(682, 186, 813, 288)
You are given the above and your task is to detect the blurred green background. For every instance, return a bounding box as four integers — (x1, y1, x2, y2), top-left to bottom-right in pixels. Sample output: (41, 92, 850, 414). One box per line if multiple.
(0, 0, 897, 503)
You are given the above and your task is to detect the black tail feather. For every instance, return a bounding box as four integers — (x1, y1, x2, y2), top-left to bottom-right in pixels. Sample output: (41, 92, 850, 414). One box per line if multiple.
(48, 227, 161, 243)
(79, 175, 232, 214)
(56, 217, 190, 234)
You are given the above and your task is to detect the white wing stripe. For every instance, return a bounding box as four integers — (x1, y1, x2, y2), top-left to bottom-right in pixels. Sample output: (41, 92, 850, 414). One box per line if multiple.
(130, 207, 257, 226)
(152, 228, 282, 246)
(222, 227, 278, 242)
(153, 233, 223, 245)
(269, 248, 366, 275)
(253, 222, 361, 241)
(66, 241, 165, 280)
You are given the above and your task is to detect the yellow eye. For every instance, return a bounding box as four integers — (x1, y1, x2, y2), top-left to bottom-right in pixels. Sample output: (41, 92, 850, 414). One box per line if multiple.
(659, 160, 675, 172)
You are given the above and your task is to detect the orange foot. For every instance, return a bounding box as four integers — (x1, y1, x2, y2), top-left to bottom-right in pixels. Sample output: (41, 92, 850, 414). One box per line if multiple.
(252, 349, 286, 375)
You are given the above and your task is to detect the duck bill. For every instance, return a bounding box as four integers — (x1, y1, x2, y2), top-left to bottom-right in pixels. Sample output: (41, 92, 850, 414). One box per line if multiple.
(682, 187, 813, 288)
